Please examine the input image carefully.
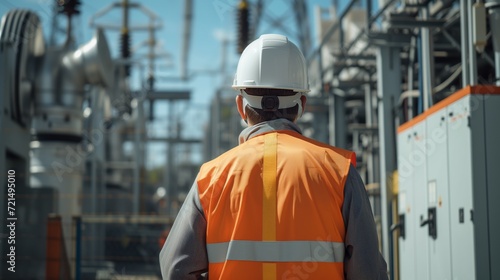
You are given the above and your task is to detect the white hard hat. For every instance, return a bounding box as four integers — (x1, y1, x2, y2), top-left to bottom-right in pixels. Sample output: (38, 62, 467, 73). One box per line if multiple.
(232, 34, 310, 93)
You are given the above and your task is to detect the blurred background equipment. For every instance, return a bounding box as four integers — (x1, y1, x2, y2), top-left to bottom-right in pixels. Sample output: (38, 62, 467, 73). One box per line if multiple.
(0, 0, 499, 279)
(237, 0, 250, 54)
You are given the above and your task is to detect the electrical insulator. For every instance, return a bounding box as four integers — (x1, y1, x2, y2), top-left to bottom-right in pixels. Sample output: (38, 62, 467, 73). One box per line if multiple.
(120, 31, 131, 76)
(58, 0, 81, 16)
(147, 75, 155, 90)
(237, 0, 250, 54)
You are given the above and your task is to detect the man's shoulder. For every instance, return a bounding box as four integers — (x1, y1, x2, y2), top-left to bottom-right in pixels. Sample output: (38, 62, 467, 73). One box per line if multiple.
(282, 131, 354, 154)
(278, 132, 356, 166)
(199, 144, 251, 172)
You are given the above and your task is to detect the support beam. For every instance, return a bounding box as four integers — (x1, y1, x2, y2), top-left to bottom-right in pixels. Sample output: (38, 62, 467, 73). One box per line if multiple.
(147, 90, 191, 100)
(331, 93, 347, 148)
(486, 0, 500, 85)
(133, 97, 144, 214)
(461, 0, 471, 86)
(376, 44, 401, 271)
(181, 0, 193, 80)
(388, 17, 446, 28)
(468, 0, 478, 85)
(293, 0, 311, 56)
(421, 6, 435, 110)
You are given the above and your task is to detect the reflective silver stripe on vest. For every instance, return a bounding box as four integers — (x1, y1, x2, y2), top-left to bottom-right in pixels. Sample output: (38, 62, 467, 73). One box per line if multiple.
(207, 240, 344, 263)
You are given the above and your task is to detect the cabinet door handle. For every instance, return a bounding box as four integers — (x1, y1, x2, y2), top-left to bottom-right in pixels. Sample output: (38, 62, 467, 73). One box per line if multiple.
(391, 214, 405, 239)
(420, 207, 437, 239)
(420, 218, 430, 227)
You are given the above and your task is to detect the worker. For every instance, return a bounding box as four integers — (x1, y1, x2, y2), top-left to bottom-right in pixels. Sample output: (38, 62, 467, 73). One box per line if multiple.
(159, 34, 388, 280)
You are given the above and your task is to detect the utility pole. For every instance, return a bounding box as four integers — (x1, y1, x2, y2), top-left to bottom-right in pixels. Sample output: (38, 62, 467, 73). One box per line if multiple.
(90, 1, 164, 215)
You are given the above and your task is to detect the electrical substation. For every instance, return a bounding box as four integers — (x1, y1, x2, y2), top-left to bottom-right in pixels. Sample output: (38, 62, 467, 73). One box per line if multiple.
(1, 0, 500, 279)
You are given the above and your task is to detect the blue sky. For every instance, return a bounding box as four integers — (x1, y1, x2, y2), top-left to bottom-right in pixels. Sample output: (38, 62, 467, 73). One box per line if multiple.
(0, 0, 339, 167)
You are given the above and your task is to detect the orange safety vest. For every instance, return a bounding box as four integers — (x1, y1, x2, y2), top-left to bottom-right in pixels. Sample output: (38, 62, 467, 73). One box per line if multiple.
(197, 130, 355, 280)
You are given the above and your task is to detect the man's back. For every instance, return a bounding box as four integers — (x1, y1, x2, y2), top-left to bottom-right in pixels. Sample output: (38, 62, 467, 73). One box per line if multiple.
(197, 127, 354, 279)
(159, 33, 387, 280)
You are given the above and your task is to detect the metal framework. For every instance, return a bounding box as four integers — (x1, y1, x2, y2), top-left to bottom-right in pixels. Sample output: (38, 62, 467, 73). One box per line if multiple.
(249, 0, 311, 56)
(309, 0, 500, 278)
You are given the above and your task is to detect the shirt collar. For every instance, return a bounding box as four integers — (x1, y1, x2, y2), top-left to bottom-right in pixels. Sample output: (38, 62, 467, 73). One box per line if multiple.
(238, 119, 302, 144)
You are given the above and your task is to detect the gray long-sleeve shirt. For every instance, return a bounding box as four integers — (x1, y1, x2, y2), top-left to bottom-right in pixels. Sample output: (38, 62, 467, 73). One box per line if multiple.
(159, 119, 388, 279)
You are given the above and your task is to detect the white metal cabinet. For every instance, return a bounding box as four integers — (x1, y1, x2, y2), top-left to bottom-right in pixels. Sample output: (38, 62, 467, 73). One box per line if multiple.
(447, 95, 476, 280)
(411, 121, 430, 280)
(425, 110, 452, 280)
(482, 94, 500, 279)
(397, 128, 416, 280)
(396, 86, 500, 280)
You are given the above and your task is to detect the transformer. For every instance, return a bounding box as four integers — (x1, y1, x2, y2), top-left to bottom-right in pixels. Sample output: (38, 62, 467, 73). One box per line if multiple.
(0, 9, 113, 279)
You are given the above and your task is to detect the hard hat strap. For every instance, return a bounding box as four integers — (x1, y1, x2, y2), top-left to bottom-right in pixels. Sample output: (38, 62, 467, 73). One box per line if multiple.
(241, 90, 302, 110)
(295, 99, 303, 121)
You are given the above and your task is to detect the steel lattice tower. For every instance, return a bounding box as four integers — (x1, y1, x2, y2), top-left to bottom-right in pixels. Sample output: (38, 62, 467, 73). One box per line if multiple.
(237, 0, 311, 57)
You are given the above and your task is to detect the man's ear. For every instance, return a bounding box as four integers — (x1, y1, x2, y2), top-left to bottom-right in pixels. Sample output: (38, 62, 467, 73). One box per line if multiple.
(300, 94, 307, 114)
(236, 95, 246, 121)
